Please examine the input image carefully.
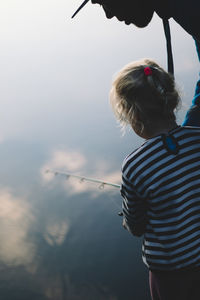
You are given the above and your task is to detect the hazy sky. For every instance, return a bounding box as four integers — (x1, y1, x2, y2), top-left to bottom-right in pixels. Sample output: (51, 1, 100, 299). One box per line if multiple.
(0, 0, 199, 143)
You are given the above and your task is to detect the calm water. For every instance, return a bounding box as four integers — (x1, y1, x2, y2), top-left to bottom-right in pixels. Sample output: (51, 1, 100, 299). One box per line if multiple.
(0, 138, 151, 300)
(0, 1, 199, 299)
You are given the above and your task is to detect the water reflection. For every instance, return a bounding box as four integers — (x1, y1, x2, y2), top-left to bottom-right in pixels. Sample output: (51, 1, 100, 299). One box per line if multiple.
(41, 148, 121, 196)
(0, 189, 35, 268)
(41, 149, 86, 179)
(44, 220, 70, 246)
(43, 274, 119, 300)
(0, 152, 150, 299)
(2, 0, 195, 297)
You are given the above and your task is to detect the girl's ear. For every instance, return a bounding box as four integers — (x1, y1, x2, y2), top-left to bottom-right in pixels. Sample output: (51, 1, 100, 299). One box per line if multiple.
(131, 120, 146, 138)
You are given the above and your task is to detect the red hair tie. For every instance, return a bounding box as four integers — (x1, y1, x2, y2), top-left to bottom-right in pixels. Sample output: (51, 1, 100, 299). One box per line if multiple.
(144, 67, 152, 76)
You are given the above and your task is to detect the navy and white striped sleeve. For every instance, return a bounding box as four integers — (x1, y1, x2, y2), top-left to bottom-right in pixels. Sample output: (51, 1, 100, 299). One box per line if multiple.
(120, 174, 148, 237)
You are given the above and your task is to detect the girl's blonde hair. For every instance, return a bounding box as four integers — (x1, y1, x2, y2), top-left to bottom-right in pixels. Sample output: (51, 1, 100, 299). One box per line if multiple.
(110, 59, 180, 134)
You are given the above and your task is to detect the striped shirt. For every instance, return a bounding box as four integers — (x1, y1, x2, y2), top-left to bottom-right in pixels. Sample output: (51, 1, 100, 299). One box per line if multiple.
(121, 126, 200, 271)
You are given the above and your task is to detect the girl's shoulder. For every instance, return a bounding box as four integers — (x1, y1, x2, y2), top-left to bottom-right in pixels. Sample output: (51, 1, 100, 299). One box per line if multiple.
(181, 125, 200, 131)
(122, 136, 162, 174)
(122, 125, 200, 175)
(177, 125, 200, 138)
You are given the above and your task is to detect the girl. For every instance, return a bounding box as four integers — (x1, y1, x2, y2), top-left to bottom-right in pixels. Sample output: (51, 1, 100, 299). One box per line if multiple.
(110, 59, 200, 300)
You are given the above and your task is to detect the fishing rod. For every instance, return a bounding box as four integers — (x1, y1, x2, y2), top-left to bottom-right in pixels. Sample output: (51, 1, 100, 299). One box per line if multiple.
(71, 0, 89, 19)
(45, 169, 120, 189)
(45, 169, 123, 216)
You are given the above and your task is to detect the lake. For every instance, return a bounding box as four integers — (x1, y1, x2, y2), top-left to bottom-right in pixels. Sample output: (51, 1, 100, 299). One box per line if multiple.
(0, 1, 199, 299)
